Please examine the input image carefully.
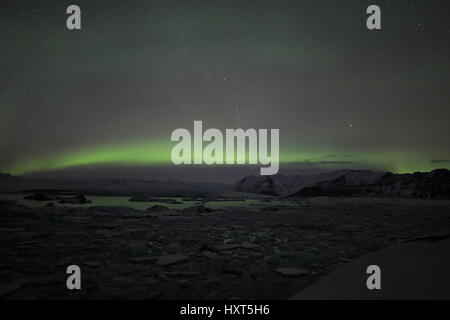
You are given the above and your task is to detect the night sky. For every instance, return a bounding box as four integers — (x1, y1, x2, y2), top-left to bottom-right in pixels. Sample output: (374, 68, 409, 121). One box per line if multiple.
(1, 0, 449, 182)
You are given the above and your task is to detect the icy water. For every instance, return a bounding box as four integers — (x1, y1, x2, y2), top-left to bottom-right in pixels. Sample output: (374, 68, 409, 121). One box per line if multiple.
(0, 193, 291, 210)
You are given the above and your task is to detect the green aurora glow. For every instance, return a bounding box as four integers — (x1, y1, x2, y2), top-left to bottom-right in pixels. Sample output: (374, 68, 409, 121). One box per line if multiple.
(4, 139, 446, 176)
(1, 2, 449, 180)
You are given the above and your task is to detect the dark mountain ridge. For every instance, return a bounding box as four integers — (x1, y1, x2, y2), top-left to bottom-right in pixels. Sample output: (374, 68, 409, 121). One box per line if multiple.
(232, 170, 353, 196)
(289, 169, 450, 199)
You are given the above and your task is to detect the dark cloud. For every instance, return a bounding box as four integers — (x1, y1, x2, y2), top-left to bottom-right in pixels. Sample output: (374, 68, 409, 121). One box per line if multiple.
(430, 160, 450, 164)
(286, 160, 355, 167)
(320, 154, 353, 160)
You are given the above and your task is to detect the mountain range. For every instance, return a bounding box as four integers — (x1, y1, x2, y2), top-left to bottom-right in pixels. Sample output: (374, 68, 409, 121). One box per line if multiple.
(233, 169, 450, 199)
(1, 169, 449, 199)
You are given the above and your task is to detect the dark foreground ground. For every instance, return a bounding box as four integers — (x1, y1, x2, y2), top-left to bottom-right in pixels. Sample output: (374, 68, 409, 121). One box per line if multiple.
(291, 236, 450, 299)
(1, 198, 449, 299)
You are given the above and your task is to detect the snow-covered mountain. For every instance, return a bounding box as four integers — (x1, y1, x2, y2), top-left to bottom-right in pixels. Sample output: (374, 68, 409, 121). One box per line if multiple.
(232, 174, 304, 196)
(290, 169, 450, 199)
(232, 170, 353, 196)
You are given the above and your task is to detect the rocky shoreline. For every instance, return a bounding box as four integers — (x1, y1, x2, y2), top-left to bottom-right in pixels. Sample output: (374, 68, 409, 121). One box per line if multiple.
(1, 198, 449, 299)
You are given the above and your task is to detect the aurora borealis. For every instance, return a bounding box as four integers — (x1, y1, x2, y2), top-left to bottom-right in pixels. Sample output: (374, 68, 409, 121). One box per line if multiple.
(1, 0, 449, 181)
(4, 138, 445, 177)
